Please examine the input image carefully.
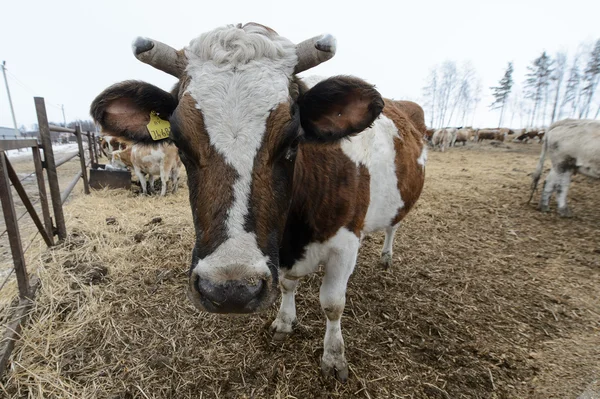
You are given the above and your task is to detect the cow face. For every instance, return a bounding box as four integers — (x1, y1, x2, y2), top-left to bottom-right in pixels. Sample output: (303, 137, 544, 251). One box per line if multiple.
(91, 23, 383, 314)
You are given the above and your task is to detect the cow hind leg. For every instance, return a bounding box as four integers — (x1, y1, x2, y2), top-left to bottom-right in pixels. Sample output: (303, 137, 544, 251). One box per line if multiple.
(539, 169, 558, 213)
(147, 175, 156, 195)
(379, 223, 399, 269)
(555, 171, 573, 218)
(270, 277, 299, 341)
(320, 232, 360, 382)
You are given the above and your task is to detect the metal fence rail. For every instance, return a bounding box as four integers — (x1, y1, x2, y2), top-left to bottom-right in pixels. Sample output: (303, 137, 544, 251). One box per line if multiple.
(0, 96, 101, 380)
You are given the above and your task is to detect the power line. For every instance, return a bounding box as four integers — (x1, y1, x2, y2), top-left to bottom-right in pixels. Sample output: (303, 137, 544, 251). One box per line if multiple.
(4, 68, 64, 110)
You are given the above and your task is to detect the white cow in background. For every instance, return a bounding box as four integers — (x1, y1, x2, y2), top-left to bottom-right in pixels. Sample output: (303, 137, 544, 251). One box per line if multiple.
(530, 119, 600, 217)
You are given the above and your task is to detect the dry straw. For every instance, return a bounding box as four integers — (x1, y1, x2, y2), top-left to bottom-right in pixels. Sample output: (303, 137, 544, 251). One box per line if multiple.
(1, 144, 599, 398)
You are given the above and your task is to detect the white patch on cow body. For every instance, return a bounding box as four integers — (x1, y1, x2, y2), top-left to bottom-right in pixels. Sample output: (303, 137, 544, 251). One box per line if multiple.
(340, 115, 404, 233)
(417, 145, 428, 170)
(184, 24, 297, 275)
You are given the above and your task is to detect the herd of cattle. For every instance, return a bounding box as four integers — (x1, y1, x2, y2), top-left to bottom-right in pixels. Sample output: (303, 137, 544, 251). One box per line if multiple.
(425, 126, 546, 151)
(88, 22, 599, 382)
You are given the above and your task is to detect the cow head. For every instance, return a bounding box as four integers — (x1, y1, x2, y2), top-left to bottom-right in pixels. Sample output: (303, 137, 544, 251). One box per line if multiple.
(91, 23, 383, 314)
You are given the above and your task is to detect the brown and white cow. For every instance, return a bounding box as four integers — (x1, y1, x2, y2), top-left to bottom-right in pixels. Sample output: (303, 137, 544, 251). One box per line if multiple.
(90, 23, 426, 381)
(530, 119, 600, 217)
(112, 140, 181, 196)
(99, 135, 125, 158)
(515, 128, 544, 143)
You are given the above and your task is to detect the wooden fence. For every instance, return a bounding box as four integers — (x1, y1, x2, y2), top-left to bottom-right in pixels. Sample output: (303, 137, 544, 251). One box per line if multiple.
(0, 96, 100, 379)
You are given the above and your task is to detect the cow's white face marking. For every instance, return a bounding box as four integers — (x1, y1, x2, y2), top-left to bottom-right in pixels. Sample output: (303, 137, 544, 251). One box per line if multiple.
(184, 24, 297, 277)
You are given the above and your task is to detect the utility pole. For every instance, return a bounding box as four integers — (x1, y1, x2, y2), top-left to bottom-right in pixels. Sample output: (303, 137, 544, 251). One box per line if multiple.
(1, 61, 21, 137)
(60, 104, 67, 128)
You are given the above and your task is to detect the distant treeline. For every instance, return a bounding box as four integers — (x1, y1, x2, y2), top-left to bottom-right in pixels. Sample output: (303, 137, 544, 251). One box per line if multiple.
(422, 38, 600, 129)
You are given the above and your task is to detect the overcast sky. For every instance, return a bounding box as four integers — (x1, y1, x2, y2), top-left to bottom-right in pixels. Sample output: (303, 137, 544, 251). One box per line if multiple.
(1, 0, 599, 131)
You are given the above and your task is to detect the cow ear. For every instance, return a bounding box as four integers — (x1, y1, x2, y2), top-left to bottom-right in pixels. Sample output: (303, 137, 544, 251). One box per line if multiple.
(90, 80, 177, 143)
(298, 76, 384, 142)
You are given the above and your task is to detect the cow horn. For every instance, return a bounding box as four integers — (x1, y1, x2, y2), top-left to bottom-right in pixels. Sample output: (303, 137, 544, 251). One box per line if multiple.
(294, 34, 337, 74)
(131, 37, 186, 78)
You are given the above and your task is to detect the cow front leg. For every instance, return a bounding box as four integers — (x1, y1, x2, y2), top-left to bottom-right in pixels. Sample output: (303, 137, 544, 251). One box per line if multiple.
(320, 234, 359, 382)
(134, 167, 147, 195)
(379, 223, 399, 269)
(159, 165, 168, 196)
(270, 277, 298, 341)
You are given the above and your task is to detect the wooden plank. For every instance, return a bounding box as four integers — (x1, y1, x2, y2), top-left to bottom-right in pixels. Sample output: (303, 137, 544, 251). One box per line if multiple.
(35, 97, 67, 241)
(75, 126, 90, 195)
(3, 154, 53, 247)
(61, 172, 81, 204)
(0, 276, 40, 381)
(31, 146, 54, 243)
(0, 153, 30, 299)
(47, 125, 75, 134)
(0, 139, 38, 151)
(54, 151, 79, 168)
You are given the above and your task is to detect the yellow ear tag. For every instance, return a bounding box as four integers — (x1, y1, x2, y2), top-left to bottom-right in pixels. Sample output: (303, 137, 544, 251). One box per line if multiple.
(147, 111, 171, 141)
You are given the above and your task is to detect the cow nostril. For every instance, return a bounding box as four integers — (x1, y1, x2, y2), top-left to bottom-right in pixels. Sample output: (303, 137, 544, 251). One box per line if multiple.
(194, 277, 266, 313)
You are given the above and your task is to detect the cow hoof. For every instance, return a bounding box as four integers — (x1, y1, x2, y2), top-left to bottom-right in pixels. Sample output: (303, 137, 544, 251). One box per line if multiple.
(558, 207, 573, 218)
(538, 204, 550, 213)
(269, 319, 294, 341)
(321, 356, 349, 383)
(379, 252, 392, 269)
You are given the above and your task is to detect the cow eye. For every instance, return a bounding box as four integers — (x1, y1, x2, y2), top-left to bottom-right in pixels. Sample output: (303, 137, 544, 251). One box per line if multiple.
(284, 139, 299, 161)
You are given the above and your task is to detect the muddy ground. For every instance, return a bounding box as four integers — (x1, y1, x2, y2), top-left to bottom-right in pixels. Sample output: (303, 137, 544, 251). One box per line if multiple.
(3, 142, 599, 398)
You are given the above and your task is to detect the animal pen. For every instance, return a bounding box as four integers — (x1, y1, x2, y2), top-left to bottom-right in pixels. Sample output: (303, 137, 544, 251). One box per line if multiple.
(0, 97, 100, 379)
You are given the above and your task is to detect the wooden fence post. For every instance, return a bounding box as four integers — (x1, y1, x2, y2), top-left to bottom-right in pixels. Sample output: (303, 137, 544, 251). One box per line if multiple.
(86, 132, 95, 168)
(75, 126, 90, 195)
(35, 97, 67, 241)
(31, 145, 54, 243)
(0, 154, 30, 299)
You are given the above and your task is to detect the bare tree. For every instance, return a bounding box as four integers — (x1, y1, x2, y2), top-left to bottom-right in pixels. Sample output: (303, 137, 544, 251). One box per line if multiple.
(550, 52, 567, 123)
(439, 61, 458, 127)
(561, 56, 581, 118)
(422, 67, 439, 127)
(579, 39, 600, 118)
(490, 62, 514, 127)
(470, 80, 482, 126)
(525, 51, 553, 126)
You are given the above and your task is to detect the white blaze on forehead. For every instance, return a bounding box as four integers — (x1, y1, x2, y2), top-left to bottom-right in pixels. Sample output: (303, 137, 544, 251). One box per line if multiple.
(184, 24, 297, 272)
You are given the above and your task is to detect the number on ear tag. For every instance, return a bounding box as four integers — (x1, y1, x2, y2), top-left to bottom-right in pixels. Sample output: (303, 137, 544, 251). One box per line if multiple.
(147, 111, 171, 141)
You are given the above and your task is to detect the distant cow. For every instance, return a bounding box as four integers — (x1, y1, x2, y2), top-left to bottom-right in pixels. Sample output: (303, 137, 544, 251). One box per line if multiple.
(515, 128, 544, 143)
(99, 135, 125, 158)
(112, 140, 182, 196)
(454, 127, 475, 146)
(431, 129, 451, 152)
(425, 128, 436, 142)
(530, 119, 600, 217)
(476, 129, 504, 142)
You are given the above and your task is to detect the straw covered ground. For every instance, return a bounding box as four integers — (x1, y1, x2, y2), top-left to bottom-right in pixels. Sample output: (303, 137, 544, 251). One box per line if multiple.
(1, 143, 599, 398)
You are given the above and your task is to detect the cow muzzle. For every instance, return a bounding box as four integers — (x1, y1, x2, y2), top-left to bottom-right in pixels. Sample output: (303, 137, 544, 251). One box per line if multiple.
(187, 270, 275, 314)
